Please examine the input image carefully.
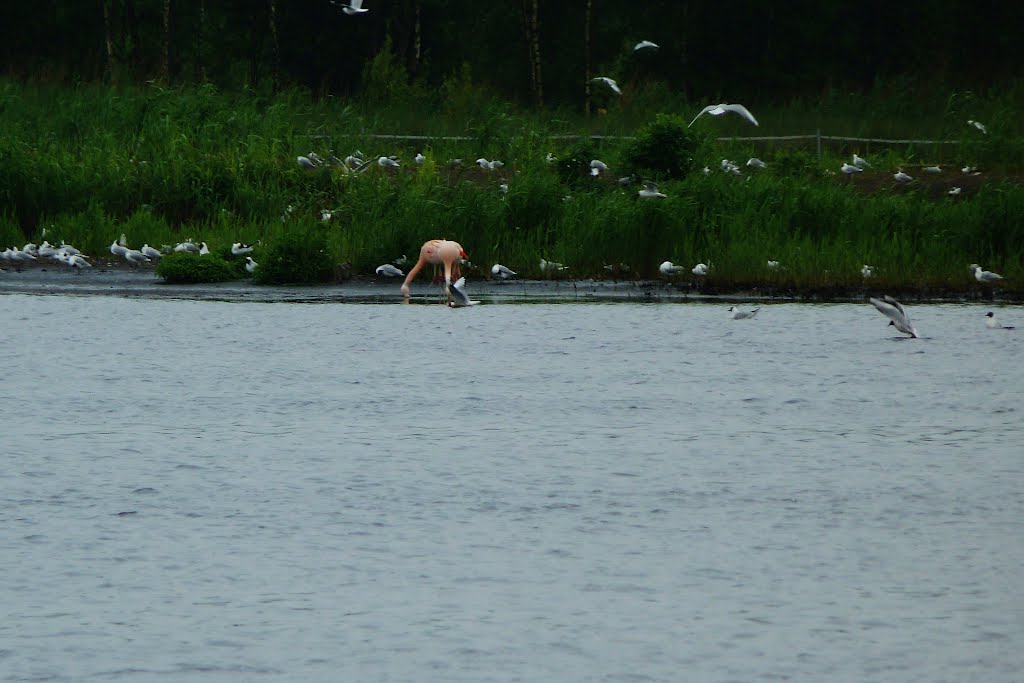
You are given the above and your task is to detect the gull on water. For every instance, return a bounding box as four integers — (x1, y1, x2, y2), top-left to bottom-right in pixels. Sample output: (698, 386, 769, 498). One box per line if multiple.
(894, 170, 913, 183)
(446, 277, 479, 308)
(591, 77, 622, 95)
(245, 257, 258, 274)
(633, 40, 659, 51)
(841, 162, 863, 174)
(659, 261, 685, 275)
(689, 103, 759, 127)
(852, 153, 870, 168)
(491, 264, 517, 280)
(967, 119, 987, 134)
(728, 306, 760, 320)
(970, 264, 1003, 283)
(985, 312, 1015, 330)
(376, 264, 405, 277)
(746, 158, 766, 169)
(869, 295, 920, 338)
(638, 181, 666, 198)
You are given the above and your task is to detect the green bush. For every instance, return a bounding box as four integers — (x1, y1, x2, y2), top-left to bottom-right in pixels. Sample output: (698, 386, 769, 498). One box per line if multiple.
(155, 252, 237, 283)
(622, 113, 705, 180)
(253, 229, 335, 285)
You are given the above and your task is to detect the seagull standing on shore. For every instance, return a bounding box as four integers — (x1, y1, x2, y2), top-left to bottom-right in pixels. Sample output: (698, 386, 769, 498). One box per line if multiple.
(970, 264, 1004, 283)
(110, 240, 128, 258)
(491, 264, 517, 280)
(659, 261, 685, 275)
(869, 295, 920, 338)
(124, 249, 150, 268)
(245, 257, 258, 274)
(376, 263, 405, 277)
(140, 244, 162, 259)
(689, 103, 759, 127)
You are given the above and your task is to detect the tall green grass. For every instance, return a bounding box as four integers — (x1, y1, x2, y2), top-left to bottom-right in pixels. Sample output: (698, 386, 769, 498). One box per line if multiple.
(1, 79, 1022, 292)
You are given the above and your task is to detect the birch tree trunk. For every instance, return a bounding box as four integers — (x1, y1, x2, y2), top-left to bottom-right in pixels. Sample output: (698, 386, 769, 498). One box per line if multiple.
(584, 0, 592, 116)
(520, 0, 543, 108)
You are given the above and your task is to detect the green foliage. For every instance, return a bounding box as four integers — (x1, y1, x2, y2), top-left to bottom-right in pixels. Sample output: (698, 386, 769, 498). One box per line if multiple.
(155, 252, 237, 284)
(622, 113, 705, 180)
(253, 228, 336, 285)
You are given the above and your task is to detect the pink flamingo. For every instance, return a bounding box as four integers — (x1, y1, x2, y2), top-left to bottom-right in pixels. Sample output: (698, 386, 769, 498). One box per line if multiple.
(401, 239, 467, 296)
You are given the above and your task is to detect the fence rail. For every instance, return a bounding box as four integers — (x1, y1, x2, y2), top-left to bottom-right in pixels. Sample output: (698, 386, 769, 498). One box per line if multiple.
(313, 131, 962, 159)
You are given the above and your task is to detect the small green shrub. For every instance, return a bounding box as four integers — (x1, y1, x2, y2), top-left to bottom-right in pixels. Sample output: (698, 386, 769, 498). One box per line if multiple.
(155, 252, 237, 283)
(622, 113, 705, 180)
(557, 139, 599, 189)
(253, 229, 335, 285)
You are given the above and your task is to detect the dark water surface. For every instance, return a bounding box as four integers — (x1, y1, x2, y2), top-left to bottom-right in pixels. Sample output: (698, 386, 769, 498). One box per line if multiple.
(3, 294, 1022, 681)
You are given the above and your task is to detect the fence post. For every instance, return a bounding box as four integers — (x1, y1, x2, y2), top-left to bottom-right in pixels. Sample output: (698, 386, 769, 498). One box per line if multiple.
(816, 129, 822, 160)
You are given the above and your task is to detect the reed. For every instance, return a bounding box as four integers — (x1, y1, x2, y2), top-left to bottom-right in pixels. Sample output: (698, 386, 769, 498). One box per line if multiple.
(1, 80, 1021, 293)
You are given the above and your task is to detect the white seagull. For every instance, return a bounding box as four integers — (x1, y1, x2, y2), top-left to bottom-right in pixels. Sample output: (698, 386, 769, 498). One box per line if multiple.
(491, 264, 517, 280)
(869, 295, 920, 338)
(140, 244, 162, 259)
(689, 103, 759, 127)
(378, 156, 400, 168)
(728, 306, 760, 320)
(334, 0, 368, 15)
(970, 264, 1003, 283)
(415, 153, 425, 165)
(692, 262, 709, 276)
(539, 258, 567, 273)
(174, 241, 199, 253)
(767, 260, 780, 269)
(948, 186, 962, 196)
(297, 155, 318, 170)
(634, 40, 659, 51)
(894, 170, 913, 183)
(376, 263, 404, 277)
(198, 242, 211, 255)
(638, 181, 666, 198)
(962, 166, 977, 174)
(245, 257, 258, 274)
(123, 249, 150, 268)
(985, 312, 1015, 330)
(967, 119, 987, 134)
(110, 239, 128, 258)
(923, 165, 941, 173)
(231, 241, 257, 255)
(861, 264, 874, 279)
(659, 261, 685, 275)
(64, 251, 92, 272)
(591, 77, 622, 95)
(841, 162, 863, 174)
(446, 277, 479, 308)
(852, 153, 870, 168)
(746, 158, 766, 169)
(590, 159, 609, 176)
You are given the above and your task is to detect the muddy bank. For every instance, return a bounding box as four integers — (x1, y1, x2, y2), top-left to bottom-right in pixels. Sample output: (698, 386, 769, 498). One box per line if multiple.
(0, 261, 1018, 304)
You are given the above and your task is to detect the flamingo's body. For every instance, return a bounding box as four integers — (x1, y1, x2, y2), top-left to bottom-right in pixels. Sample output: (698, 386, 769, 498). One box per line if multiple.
(401, 239, 467, 296)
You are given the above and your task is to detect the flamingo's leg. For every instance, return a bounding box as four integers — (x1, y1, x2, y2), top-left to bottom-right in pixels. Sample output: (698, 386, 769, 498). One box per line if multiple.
(401, 257, 428, 296)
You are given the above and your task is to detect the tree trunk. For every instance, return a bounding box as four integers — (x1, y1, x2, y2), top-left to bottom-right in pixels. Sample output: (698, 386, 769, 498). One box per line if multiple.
(195, 0, 207, 82)
(268, 0, 280, 92)
(160, 0, 171, 82)
(411, 0, 421, 77)
(520, 0, 543, 108)
(584, 0, 592, 116)
(102, 0, 116, 84)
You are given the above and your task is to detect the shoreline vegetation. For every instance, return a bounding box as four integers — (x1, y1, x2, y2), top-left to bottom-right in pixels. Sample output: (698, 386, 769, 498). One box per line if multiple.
(1, 80, 1022, 298)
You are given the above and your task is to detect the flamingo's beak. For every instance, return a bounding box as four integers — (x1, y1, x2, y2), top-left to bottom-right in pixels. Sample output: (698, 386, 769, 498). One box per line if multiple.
(459, 249, 468, 259)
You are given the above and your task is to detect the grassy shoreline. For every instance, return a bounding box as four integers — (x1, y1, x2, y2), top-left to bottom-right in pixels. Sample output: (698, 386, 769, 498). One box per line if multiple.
(1, 80, 1021, 295)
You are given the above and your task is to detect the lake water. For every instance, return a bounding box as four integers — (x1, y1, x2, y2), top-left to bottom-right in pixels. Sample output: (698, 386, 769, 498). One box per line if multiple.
(3, 292, 1022, 682)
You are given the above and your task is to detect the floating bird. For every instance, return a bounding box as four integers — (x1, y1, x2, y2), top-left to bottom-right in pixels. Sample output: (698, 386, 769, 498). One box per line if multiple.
(231, 242, 257, 255)
(638, 181, 666, 199)
(378, 156, 400, 168)
(446, 277, 479, 308)
(948, 186, 962, 196)
(689, 102, 759, 127)
(415, 153, 425, 165)
(590, 159, 609, 176)
(591, 77, 622, 95)
(894, 170, 913, 183)
(376, 263, 404, 278)
(539, 258, 567, 273)
(967, 119, 987, 134)
(923, 165, 941, 173)
(728, 306, 760, 320)
(852, 153, 870, 168)
(297, 155, 318, 170)
(869, 295, 920, 338)
(659, 261, 685, 275)
(401, 239, 467, 296)
(491, 264, 517, 280)
(970, 264, 1003, 283)
(861, 264, 874, 279)
(245, 257, 259, 274)
(110, 240, 128, 258)
(746, 158, 767, 169)
(985, 312, 1015, 330)
(767, 260, 780, 269)
(333, 0, 368, 15)
(140, 244, 162, 259)
(692, 263, 709, 276)
(633, 40, 659, 51)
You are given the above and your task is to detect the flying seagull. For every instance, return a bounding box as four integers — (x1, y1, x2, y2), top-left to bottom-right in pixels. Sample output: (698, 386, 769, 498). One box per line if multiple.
(869, 295, 920, 338)
(446, 277, 479, 308)
(591, 77, 622, 95)
(689, 103, 759, 127)
(633, 40, 659, 51)
(333, 0, 368, 15)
